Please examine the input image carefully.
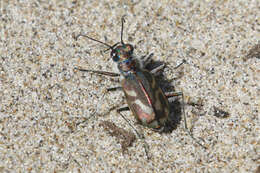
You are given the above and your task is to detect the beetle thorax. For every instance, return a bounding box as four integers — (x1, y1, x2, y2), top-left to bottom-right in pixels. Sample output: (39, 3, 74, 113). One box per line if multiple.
(117, 59, 137, 75)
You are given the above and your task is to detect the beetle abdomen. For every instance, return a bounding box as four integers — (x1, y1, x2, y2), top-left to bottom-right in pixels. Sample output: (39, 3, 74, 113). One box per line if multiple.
(122, 69, 170, 130)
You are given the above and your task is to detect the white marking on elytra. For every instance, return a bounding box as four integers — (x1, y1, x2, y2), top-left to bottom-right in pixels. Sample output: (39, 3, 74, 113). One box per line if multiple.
(125, 89, 137, 97)
(133, 99, 153, 115)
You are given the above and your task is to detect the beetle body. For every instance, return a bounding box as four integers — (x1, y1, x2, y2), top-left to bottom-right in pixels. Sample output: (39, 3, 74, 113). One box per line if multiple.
(76, 17, 206, 155)
(77, 26, 170, 131)
(76, 18, 171, 132)
(122, 68, 170, 130)
(110, 43, 170, 131)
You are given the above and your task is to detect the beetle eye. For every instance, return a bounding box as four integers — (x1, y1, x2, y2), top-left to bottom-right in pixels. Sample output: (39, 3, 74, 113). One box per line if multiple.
(113, 55, 120, 62)
(111, 50, 120, 62)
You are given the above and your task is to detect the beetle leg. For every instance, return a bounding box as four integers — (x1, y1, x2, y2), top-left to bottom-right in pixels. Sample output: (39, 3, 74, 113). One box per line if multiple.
(165, 91, 183, 98)
(106, 86, 122, 92)
(150, 64, 165, 76)
(117, 108, 150, 159)
(166, 91, 207, 149)
(140, 53, 154, 67)
(117, 106, 130, 112)
(76, 109, 97, 127)
(139, 53, 166, 76)
(174, 59, 186, 69)
(75, 68, 120, 77)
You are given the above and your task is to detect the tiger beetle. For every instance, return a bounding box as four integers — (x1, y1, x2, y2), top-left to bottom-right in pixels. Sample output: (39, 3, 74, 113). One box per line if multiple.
(75, 16, 206, 159)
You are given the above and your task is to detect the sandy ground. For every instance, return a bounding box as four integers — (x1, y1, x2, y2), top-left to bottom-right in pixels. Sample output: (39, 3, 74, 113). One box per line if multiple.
(0, 0, 259, 172)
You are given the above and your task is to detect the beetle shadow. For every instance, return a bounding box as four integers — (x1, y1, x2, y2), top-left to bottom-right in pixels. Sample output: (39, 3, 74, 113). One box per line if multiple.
(145, 59, 183, 134)
(164, 99, 182, 133)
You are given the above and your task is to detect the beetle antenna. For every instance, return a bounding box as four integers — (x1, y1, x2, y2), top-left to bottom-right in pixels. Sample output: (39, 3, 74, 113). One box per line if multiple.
(76, 34, 113, 50)
(121, 15, 126, 45)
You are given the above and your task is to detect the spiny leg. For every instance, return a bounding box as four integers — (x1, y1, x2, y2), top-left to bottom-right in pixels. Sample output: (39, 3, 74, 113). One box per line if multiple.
(117, 106, 150, 159)
(150, 59, 187, 76)
(106, 86, 122, 92)
(140, 53, 165, 76)
(165, 91, 183, 98)
(76, 88, 121, 126)
(117, 106, 130, 112)
(76, 86, 122, 126)
(76, 109, 97, 127)
(141, 53, 165, 76)
(141, 55, 186, 76)
(165, 91, 207, 149)
(75, 68, 120, 77)
(174, 59, 186, 69)
(150, 64, 165, 76)
(140, 53, 154, 67)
